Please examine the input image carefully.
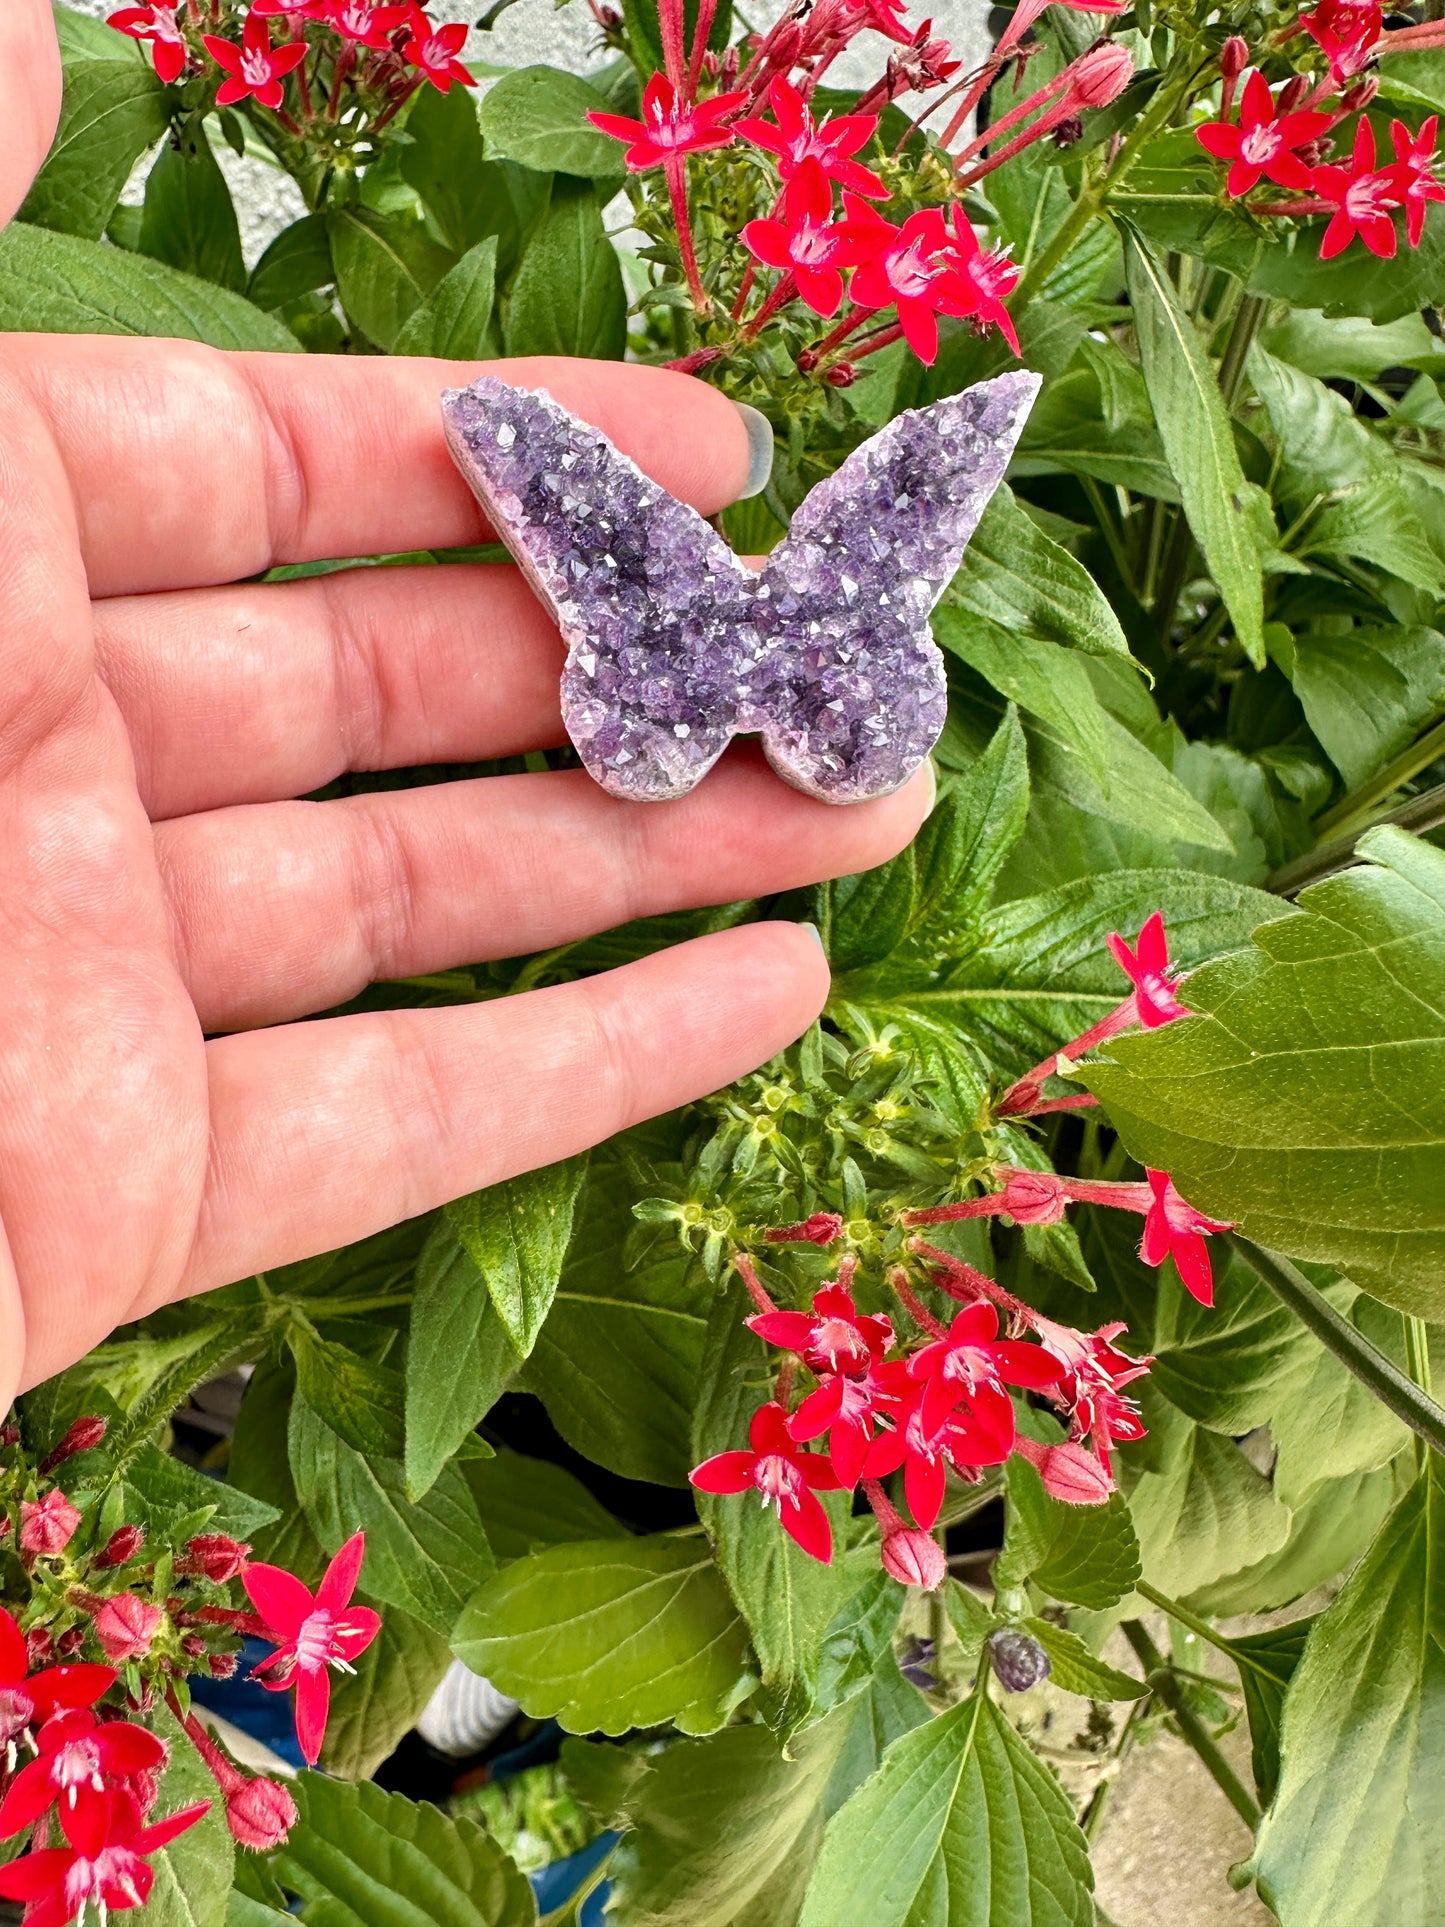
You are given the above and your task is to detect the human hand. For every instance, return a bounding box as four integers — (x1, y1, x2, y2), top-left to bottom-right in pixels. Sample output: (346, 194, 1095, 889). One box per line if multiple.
(0, 314, 930, 1404)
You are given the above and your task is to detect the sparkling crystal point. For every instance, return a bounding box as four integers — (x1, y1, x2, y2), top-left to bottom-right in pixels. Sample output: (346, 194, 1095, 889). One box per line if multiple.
(441, 371, 1040, 803)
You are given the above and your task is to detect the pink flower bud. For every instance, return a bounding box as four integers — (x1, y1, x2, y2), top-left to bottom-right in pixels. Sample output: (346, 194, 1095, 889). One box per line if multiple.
(181, 1634, 208, 1659)
(1275, 71, 1311, 114)
(94, 1594, 163, 1662)
(180, 1535, 251, 1584)
(1220, 34, 1248, 78)
(208, 1652, 240, 1681)
(1067, 42, 1134, 109)
(56, 1627, 86, 1659)
(825, 363, 858, 387)
(24, 1629, 53, 1667)
(226, 1777, 298, 1850)
(1341, 74, 1378, 110)
(1012, 1435, 1113, 1505)
(40, 1416, 107, 1473)
(20, 1491, 81, 1556)
(764, 1212, 845, 1246)
(881, 1527, 947, 1589)
(997, 1169, 1070, 1224)
(96, 1525, 146, 1569)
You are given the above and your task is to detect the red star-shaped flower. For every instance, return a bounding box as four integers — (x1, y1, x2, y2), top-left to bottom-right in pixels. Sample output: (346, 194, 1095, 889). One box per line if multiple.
(202, 12, 308, 108)
(1389, 114, 1445, 245)
(1314, 116, 1403, 258)
(690, 1402, 843, 1562)
(906, 1300, 1064, 1436)
(862, 1373, 1013, 1530)
(1140, 1170, 1233, 1306)
(735, 76, 887, 198)
(943, 206, 1020, 351)
(1034, 1318, 1151, 1470)
(843, 196, 973, 363)
(325, 0, 408, 47)
(743, 160, 883, 317)
(1299, 0, 1382, 85)
(0, 1607, 117, 1753)
(1195, 70, 1333, 197)
(107, 4, 187, 84)
(244, 1533, 381, 1766)
(1106, 911, 1191, 1027)
(588, 72, 747, 171)
(0, 1710, 166, 1840)
(746, 1277, 893, 1378)
(0, 1787, 209, 1927)
(402, 4, 475, 90)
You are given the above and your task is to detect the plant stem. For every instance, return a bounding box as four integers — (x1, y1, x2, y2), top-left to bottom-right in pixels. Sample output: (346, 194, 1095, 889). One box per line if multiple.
(1313, 716, 1445, 839)
(1266, 779, 1445, 895)
(1216, 292, 1268, 409)
(1228, 1234, 1445, 1457)
(1121, 1621, 1262, 1829)
(1081, 477, 1138, 596)
(1134, 1579, 1234, 1655)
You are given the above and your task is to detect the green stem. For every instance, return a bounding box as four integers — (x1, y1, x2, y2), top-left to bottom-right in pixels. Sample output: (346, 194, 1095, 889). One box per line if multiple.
(1081, 476, 1138, 595)
(1266, 779, 1445, 895)
(1121, 1621, 1262, 1829)
(1229, 1235, 1445, 1457)
(1314, 716, 1445, 839)
(1216, 292, 1269, 410)
(1152, 515, 1194, 639)
(1134, 1579, 1233, 1656)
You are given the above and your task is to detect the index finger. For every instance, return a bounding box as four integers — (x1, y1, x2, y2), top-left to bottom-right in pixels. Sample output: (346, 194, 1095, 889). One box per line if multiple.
(0, 338, 767, 599)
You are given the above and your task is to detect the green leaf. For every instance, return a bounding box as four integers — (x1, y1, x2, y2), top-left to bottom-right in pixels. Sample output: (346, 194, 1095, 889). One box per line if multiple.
(1123, 225, 1264, 666)
(503, 175, 625, 360)
(395, 237, 499, 359)
(133, 1704, 234, 1927)
(1213, 1616, 1314, 1806)
(1261, 307, 1441, 384)
(290, 1391, 495, 1634)
(138, 136, 245, 290)
(0, 221, 300, 349)
(1015, 355, 1179, 502)
(274, 1773, 537, 1927)
(1249, 346, 1444, 592)
(289, 1325, 406, 1460)
(123, 1442, 281, 1546)
(1025, 1617, 1147, 1700)
(692, 1276, 864, 1736)
(1121, 1390, 1292, 1607)
(945, 1579, 1001, 1668)
(934, 609, 1114, 791)
(1016, 704, 1239, 856)
(948, 484, 1131, 660)
(227, 1356, 328, 1581)
(1257, 1467, 1445, 1926)
(447, 1154, 587, 1356)
(462, 1447, 627, 1562)
(607, 1717, 847, 1927)
(1270, 1293, 1411, 1509)
(20, 53, 166, 240)
(480, 66, 624, 181)
(1187, 1462, 1401, 1616)
(798, 1691, 1094, 1927)
(523, 1144, 708, 1484)
(996, 1455, 1141, 1609)
(813, 1571, 907, 1721)
(453, 1534, 755, 1736)
(1281, 624, 1445, 790)
(406, 1217, 524, 1502)
(248, 213, 334, 311)
(319, 1604, 453, 1782)
(329, 204, 455, 352)
(1086, 827, 1445, 1315)
(400, 83, 497, 257)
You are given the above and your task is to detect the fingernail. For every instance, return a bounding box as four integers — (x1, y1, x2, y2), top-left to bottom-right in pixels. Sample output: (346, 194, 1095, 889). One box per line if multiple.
(732, 402, 775, 500)
(799, 921, 825, 951)
(922, 758, 938, 816)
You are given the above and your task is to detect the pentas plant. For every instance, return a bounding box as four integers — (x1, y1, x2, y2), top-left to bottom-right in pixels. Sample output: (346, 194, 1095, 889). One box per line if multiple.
(0, 1419, 378, 1921)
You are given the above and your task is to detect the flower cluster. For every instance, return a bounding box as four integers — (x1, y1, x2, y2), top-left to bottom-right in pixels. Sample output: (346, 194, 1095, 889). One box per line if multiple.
(689, 911, 1234, 1588)
(588, 0, 1133, 375)
(108, 0, 472, 140)
(1195, 20, 1445, 260)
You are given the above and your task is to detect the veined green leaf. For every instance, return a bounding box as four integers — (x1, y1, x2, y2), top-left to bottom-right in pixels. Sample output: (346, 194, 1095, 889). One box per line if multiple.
(480, 65, 624, 182)
(21, 49, 166, 240)
(503, 176, 625, 360)
(447, 1154, 587, 1356)
(139, 136, 245, 291)
(405, 1217, 524, 1502)
(329, 204, 455, 351)
(948, 484, 1131, 659)
(462, 1447, 628, 1563)
(1025, 1617, 1147, 1700)
(996, 1455, 1141, 1609)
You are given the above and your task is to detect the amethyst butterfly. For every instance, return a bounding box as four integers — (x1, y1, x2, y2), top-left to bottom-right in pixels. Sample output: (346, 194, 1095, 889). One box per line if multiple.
(441, 370, 1039, 804)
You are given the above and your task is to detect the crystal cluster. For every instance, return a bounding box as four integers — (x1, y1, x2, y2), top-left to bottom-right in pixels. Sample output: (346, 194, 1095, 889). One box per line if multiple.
(441, 370, 1040, 803)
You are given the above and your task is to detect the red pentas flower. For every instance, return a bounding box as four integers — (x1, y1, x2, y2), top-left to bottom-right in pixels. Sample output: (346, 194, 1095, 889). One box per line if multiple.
(1390, 115, 1445, 244)
(943, 209, 1020, 352)
(861, 1378, 1007, 1531)
(1141, 1170, 1232, 1306)
(244, 1534, 381, 1766)
(0, 1787, 209, 1927)
(0, 1710, 166, 1839)
(1034, 1319, 1151, 1473)
(843, 197, 970, 363)
(1300, 0, 1382, 84)
(1196, 70, 1333, 197)
(325, 0, 408, 48)
(401, 4, 475, 88)
(202, 12, 308, 109)
(106, 5, 187, 84)
(735, 75, 887, 197)
(0, 1609, 117, 1753)
(691, 1403, 843, 1562)
(1106, 910, 1190, 1028)
(747, 1277, 893, 1378)
(743, 160, 882, 318)
(589, 72, 747, 170)
(250, 0, 328, 18)
(906, 1300, 1064, 1435)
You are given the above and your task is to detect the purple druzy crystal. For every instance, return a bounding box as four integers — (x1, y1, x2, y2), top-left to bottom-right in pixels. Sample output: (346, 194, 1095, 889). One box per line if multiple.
(441, 371, 1040, 803)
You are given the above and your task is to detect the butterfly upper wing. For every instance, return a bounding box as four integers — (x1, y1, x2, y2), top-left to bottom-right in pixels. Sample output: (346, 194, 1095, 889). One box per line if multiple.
(442, 376, 755, 800)
(748, 372, 1042, 803)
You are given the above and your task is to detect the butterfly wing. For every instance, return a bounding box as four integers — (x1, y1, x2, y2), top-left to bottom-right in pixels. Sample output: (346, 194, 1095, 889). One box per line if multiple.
(442, 376, 754, 801)
(749, 372, 1041, 803)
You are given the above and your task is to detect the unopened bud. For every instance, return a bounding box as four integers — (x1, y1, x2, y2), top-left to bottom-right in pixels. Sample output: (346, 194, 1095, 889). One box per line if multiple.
(881, 1527, 947, 1589)
(1275, 71, 1311, 114)
(796, 346, 821, 373)
(179, 1535, 251, 1584)
(1067, 41, 1134, 109)
(226, 1777, 299, 1850)
(1012, 1434, 1113, 1504)
(131, 1766, 161, 1814)
(56, 1626, 86, 1658)
(1220, 34, 1248, 78)
(208, 1651, 240, 1681)
(825, 362, 858, 387)
(96, 1525, 145, 1570)
(0, 1425, 20, 1449)
(24, 1628, 52, 1667)
(93, 1594, 163, 1663)
(20, 1491, 80, 1557)
(1341, 74, 1378, 110)
(40, 1416, 106, 1474)
(988, 1626, 1051, 1693)
(764, 1212, 844, 1246)
(181, 1634, 207, 1659)
(998, 1168, 1070, 1225)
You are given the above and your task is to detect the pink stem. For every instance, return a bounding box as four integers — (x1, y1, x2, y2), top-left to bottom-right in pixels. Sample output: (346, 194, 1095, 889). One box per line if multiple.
(889, 1269, 949, 1338)
(936, 53, 1006, 150)
(842, 320, 905, 361)
(955, 96, 1075, 185)
(665, 156, 710, 314)
(658, 0, 687, 89)
(686, 0, 718, 99)
(743, 269, 800, 336)
(949, 65, 1070, 164)
(906, 1239, 1038, 1325)
(734, 1251, 778, 1317)
(665, 344, 728, 372)
(994, 996, 1137, 1115)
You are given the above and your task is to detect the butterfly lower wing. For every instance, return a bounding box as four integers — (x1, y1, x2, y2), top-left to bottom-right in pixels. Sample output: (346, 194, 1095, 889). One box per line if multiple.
(749, 372, 1041, 803)
(442, 376, 753, 800)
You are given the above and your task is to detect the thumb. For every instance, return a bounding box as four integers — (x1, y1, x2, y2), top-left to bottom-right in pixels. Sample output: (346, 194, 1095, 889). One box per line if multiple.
(0, 0, 62, 230)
